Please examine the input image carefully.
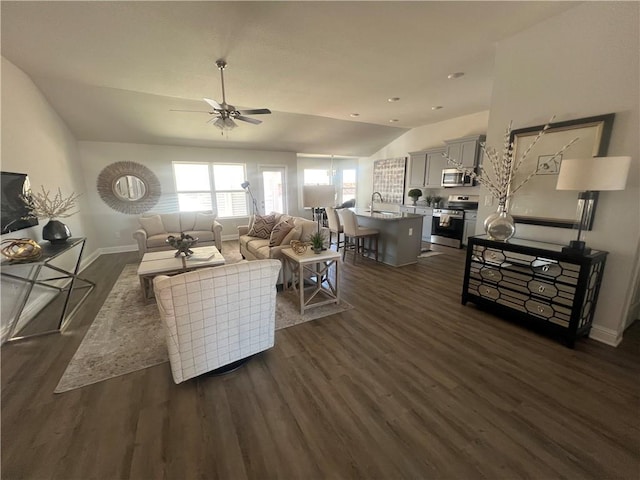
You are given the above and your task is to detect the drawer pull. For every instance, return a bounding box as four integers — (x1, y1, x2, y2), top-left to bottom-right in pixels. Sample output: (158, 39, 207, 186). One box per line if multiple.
(490, 252, 497, 259)
(542, 265, 550, 272)
(484, 288, 492, 295)
(537, 305, 545, 313)
(538, 285, 545, 293)
(487, 271, 495, 277)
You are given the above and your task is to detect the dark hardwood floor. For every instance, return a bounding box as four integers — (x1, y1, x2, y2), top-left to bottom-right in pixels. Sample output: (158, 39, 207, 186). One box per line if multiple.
(2, 242, 639, 479)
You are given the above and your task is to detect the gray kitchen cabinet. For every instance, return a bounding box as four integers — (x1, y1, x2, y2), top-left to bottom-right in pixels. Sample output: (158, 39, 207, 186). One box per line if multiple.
(463, 211, 478, 246)
(399, 205, 416, 214)
(415, 206, 433, 241)
(444, 135, 485, 169)
(408, 152, 426, 187)
(425, 148, 447, 187)
(408, 147, 446, 188)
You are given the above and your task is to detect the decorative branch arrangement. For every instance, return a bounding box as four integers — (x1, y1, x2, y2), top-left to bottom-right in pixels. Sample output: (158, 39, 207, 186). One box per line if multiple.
(443, 117, 579, 204)
(21, 186, 81, 219)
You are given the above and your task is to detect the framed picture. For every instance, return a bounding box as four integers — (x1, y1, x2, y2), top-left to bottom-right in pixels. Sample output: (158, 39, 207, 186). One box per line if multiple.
(508, 113, 615, 229)
(373, 157, 406, 205)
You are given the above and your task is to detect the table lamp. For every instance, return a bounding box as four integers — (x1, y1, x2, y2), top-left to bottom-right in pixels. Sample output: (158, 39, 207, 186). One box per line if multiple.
(556, 156, 631, 255)
(303, 184, 336, 236)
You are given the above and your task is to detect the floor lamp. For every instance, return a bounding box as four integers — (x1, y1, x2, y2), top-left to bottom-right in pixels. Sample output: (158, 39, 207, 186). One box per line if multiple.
(556, 156, 631, 255)
(303, 184, 336, 237)
(241, 181, 260, 215)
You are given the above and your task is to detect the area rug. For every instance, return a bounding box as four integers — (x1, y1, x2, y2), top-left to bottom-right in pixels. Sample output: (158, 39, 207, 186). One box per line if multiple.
(55, 261, 353, 393)
(418, 251, 443, 258)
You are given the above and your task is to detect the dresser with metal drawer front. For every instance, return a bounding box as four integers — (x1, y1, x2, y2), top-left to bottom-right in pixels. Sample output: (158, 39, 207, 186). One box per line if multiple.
(462, 235, 608, 347)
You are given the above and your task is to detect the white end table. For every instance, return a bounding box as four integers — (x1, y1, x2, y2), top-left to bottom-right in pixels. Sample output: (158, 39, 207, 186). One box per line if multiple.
(137, 246, 225, 301)
(281, 248, 341, 315)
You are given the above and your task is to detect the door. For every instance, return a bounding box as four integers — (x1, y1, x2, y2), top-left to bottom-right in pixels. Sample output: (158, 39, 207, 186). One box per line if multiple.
(259, 166, 287, 214)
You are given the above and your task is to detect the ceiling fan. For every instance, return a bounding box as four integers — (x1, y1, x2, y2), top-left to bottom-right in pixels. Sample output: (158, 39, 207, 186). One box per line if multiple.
(173, 59, 271, 131)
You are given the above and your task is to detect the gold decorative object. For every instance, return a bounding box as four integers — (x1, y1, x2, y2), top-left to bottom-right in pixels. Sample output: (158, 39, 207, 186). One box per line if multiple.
(290, 240, 310, 255)
(1, 238, 42, 261)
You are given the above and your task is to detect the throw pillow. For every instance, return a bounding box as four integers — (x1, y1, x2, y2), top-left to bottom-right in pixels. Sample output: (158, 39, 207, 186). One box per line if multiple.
(281, 223, 302, 245)
(139, 215, 165, 237)
(248, 214, 277, 239)
(193, 212, 217, 231)
(269, 220, 294, 247)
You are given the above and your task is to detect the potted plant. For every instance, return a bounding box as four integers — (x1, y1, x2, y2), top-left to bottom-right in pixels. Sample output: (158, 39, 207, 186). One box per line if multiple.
(408, 189, 423, 206)
(432, 196, 443, 208)
(309, 231, 325, 253)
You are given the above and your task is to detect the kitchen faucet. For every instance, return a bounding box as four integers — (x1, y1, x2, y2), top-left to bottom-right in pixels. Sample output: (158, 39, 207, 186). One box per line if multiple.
(371, 191, 384, 205)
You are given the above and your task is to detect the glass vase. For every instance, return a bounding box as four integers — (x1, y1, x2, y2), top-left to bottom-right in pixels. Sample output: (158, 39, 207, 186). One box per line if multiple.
(484, 202, 515, 242)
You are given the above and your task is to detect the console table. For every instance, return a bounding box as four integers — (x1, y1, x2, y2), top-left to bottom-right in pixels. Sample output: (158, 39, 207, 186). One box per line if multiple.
(462, 235, 608, 347)
(1, 237, 95, 343)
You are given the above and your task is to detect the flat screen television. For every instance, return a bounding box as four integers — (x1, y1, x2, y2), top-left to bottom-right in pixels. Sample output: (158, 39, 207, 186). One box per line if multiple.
(1, 171, 39, 234)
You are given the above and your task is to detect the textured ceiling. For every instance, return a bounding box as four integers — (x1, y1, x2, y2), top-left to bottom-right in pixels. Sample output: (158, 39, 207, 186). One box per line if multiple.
(1, 1, 577, 156)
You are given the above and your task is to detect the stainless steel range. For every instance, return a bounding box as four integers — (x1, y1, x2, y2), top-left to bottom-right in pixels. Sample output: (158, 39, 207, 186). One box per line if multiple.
(430, 195, 479, 248)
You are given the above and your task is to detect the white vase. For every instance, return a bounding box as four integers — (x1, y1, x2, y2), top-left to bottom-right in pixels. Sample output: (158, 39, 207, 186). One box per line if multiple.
(484, 202, 515, 241)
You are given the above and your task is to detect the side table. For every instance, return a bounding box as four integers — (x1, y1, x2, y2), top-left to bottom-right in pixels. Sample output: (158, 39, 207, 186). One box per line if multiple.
(1, 237, 95, 343)
(281, 248, 341, 315)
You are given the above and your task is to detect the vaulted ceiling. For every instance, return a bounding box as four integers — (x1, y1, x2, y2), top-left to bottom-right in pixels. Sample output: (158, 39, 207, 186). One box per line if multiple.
(1, 1, 577, 156)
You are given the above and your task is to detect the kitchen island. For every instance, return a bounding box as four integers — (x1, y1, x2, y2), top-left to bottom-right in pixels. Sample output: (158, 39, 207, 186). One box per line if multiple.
(352, 208, 424, 266)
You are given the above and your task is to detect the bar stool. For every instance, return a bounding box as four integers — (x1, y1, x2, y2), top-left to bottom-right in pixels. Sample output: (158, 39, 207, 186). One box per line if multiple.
(338, 209, 379, 264)
(326, 207, 345, 252)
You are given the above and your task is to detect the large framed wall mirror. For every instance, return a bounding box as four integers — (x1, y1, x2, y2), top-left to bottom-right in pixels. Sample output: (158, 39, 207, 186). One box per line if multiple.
(97, 161, 161, 214)
(508, 113, 615, 229)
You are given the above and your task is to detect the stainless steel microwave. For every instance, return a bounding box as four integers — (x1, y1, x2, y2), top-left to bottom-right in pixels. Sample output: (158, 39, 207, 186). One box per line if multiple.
(441, 168, 473, 187)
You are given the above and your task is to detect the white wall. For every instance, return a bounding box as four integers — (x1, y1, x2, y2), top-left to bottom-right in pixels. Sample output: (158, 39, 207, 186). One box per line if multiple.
(484, 2, 640, 345)
(77, 141, 298, 248)
(1, 57, 99, 340)
(1, 57, 96, 250)
(358, 111, 490, 208)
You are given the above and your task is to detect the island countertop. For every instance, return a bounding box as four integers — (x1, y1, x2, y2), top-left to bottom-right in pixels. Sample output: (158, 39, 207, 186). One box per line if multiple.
(348, 208, 424, 266)
(352, 208, 424, 220)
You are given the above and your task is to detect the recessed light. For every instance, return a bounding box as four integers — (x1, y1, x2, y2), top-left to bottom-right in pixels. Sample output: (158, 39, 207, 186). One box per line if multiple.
(431, 106, 443, 110)
(388, 97, 400, 102)
(350, 113, 360, 117)
(389, 119, 399, 123)
(448, 72, 464, 79)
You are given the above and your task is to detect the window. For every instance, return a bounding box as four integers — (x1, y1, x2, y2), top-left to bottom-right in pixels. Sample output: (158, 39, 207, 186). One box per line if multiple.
(303, 169, 331, 185)
(212, 164, 247, 217)
(342, 169, 356, 203)
(173, 163, 248, 217)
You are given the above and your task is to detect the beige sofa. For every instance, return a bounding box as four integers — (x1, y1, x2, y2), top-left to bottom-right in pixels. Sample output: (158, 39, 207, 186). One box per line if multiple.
(133, 211, 222, 258)
(238, 213, 327, 282)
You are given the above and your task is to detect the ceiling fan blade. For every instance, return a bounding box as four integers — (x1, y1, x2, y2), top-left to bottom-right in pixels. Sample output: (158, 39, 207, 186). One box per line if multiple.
(203, 97, 222, 110)
(237, 108, 271, 115)
(235, 115, 262, 125)
(170, 109, 212, 113)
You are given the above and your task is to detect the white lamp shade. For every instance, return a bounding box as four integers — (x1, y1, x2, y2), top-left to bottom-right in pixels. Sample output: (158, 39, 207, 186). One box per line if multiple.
(303, 184, 336, 208)
(556, 156, 631, 191)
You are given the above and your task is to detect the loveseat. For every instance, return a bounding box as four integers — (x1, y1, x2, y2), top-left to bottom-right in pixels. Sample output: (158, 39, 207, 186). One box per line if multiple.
(238, 212, 327, 281)
(133, 211, 222, 258)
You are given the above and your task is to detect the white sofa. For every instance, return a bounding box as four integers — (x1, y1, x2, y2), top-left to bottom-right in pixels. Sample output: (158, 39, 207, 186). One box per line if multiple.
(154, 259, 281, 384)
(133, 211, 222, 258)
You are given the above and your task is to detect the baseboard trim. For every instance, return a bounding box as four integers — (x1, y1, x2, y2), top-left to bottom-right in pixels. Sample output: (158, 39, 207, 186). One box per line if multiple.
(100, 244, 138, 255)
(588, 325, 623, 347)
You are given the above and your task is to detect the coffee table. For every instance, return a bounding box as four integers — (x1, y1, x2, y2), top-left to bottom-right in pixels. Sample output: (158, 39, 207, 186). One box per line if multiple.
(137, 246, 225, 301)
(281, 248, 341, 315)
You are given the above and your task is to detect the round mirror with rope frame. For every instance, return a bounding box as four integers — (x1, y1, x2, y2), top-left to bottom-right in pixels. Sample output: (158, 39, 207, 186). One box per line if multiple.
(97, 161, 161, 214)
